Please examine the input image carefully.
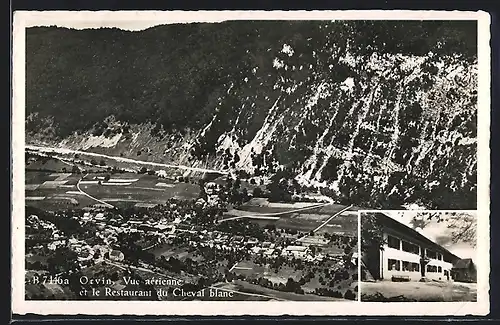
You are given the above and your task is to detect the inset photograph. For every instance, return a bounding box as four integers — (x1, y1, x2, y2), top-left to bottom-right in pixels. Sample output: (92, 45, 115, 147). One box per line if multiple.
(360, 211, 477, 302)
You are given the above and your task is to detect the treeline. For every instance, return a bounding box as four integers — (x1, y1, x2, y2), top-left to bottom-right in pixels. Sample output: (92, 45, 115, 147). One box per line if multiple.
(25, 206, 84, 236)
(27, 21, 476, 139)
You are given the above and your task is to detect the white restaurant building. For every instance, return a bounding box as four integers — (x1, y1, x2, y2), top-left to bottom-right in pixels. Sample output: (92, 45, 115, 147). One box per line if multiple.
(362, 212, 460, 282)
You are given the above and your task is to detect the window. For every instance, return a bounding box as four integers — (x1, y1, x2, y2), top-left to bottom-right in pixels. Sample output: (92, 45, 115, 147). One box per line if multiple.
(388, 259, 400, 271)
(387, 235, 400, 249)
(438, 266, 442, 273)
(426, 249, 437, 259)
(401, 261, 420, 272)
(438, 253, 442, 261)
(426, 265, 438, 273)
(402, 240, 420, 254)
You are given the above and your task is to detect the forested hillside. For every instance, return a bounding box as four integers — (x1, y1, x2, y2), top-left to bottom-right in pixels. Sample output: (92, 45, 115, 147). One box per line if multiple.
(26, 20, 478, 209)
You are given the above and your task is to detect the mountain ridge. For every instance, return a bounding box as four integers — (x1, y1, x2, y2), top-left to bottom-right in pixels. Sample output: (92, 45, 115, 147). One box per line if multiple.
(26, 21, 478, 209)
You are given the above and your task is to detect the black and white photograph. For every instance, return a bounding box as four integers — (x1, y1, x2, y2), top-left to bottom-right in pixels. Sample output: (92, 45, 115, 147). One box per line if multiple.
(12, 10, 490, 316)
(360, 210, 477, 302)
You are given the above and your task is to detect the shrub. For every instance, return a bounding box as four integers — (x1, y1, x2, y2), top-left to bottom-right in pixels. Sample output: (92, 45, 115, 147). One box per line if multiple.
(252, 187, 263, 197)
(332, 290, 343, 298)
(344, 289, 356, 300)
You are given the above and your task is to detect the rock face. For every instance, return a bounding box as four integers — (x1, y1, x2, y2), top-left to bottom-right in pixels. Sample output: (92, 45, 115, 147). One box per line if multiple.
(25, 21, 478, 210)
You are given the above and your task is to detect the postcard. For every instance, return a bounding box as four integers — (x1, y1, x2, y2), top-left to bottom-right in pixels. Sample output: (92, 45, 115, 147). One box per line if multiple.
(11, 10, 490, 316)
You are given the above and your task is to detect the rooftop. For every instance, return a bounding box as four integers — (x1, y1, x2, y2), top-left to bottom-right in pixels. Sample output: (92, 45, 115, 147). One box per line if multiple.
(285, 245, 308, 251)
(374, 212, 461, 261)
(453, 258, 474, 269)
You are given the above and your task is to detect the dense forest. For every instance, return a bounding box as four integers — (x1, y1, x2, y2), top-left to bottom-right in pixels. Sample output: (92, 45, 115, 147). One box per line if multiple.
(26, 20, 476, 136)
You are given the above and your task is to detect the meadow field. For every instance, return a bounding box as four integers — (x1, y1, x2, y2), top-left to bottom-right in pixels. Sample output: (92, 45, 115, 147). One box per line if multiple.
(25, 169, 200, 211)
(225, 198, 358, 236)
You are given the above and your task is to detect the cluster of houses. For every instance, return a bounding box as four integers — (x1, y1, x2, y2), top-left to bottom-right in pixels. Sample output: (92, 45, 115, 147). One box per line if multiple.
(184, 229, 351, 265)
(26, 214, 56, 233)
(26, 215, 67, 251)
(27, 212, 129, 268)
(28, 192, 356, 274)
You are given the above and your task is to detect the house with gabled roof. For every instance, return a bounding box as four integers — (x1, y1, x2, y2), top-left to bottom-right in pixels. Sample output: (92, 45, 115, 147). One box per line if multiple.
(451, 258, 477, 283)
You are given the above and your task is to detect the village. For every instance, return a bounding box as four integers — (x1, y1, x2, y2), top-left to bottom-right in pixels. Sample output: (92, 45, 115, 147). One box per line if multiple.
(25, 177, 359, 301)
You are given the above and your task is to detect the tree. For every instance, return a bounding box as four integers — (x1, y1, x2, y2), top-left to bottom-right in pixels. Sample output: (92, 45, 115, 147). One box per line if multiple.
(71, 165, 80, 173)
(252, 187, 263, 198)
(234, 178, 241, 189)
(410, 211, 476, 247)
(344, 289, 356, 300)
(241, 188, 250, 202)
(110, 271, 119, 281)
(361, 213, 386, 253)
(99, 159, 106, 166)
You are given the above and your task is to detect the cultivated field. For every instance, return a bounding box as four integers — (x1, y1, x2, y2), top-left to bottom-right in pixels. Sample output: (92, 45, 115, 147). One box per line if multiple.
(25, 169, 200, 211)
(225, 199, 358, 236)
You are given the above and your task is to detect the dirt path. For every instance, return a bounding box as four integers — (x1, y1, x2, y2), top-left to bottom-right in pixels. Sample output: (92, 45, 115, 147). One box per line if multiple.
(76, 173, 115, 208)
(361, 281, 477, 302)
(297, 204, 354, 241)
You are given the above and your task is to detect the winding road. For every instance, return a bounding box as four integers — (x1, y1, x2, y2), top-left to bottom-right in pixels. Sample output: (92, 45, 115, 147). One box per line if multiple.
(53, 156, 116, 208)
(298, 204, 354, 241)
(76, 175, 115, 209)
(27, 144, 229, 175)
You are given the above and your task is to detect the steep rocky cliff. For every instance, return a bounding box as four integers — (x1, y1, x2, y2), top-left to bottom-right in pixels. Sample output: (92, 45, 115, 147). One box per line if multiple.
(25, 21, 478, 209)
